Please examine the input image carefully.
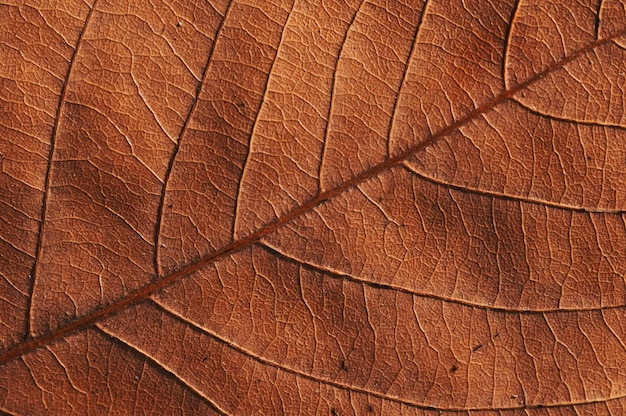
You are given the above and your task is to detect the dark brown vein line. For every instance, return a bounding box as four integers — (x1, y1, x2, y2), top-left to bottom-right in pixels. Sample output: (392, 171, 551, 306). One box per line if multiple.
(385, 0, 430, 157)
(95, 325, 228, 415)
(512, 96, 626, 130)
(502, 0, 522, 89)
(261, 241, 626, 314)
(402, 164, 626, 214)
(154, 0, 233, 274)
(26, 0, 98, 338)
(594, 0, 604, 40)
(317, 0, 366, 188)
(231, 0, 296, 240)
(2, 23, 625, 369)
(150, 298, 626, 412)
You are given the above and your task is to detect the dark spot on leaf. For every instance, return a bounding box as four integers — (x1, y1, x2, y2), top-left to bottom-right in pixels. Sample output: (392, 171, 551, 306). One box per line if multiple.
(330, 408, 338, 416)
(472, 344, 483, 352)
(450, 364, 458, 373)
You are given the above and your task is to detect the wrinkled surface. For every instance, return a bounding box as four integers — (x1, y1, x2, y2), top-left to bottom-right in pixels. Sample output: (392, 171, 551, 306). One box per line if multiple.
(1, 0, 626, 414)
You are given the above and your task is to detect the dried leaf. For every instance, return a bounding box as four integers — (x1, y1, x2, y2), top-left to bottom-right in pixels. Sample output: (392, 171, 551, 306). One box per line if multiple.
(2, 0, 626, 414)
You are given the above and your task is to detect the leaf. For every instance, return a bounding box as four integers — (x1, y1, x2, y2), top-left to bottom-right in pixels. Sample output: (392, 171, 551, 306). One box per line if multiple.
(1, 0, 626, 414)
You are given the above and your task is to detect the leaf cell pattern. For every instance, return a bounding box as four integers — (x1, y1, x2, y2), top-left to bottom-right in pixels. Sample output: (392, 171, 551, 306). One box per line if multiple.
(1, 0, 626, 414)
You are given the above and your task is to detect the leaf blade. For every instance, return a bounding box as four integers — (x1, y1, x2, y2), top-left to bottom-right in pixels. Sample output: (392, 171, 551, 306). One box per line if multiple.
(3, 0, 626, 413)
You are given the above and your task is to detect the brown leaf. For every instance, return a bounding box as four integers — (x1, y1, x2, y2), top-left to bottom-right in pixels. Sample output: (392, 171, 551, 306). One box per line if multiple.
(2, 0, 626, 414)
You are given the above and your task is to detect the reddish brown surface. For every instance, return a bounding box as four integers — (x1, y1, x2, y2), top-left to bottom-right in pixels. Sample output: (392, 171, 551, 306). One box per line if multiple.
(2, 0, 626, 414)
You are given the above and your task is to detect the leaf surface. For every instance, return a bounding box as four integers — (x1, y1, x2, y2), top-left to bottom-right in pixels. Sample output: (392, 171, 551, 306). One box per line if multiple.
(2, 0, 626, 414)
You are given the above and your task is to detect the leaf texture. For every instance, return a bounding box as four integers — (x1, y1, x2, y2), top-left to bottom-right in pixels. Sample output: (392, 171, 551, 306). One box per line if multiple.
(2, 0, 626, 414)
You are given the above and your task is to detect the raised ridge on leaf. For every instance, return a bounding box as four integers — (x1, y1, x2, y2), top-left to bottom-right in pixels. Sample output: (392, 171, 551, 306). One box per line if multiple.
(2, 0, 626, 414)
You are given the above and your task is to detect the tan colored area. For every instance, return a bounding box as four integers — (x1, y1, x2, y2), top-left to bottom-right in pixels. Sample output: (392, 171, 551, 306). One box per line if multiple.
(1, 0, 626, 413)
